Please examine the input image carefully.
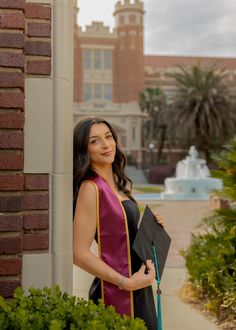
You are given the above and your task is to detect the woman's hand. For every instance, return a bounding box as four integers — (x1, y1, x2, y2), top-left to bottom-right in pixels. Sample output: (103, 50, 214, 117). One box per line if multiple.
(154, 212, 165, 227)
(122, 260, 156, 291)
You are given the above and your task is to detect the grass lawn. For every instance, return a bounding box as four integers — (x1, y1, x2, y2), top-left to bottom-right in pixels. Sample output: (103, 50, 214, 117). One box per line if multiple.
(138, 204, 161, 214)
(134, 185, 164, 193)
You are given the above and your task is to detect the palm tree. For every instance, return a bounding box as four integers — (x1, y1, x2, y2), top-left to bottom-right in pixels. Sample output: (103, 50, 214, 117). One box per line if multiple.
(212, 137, 236, 201)
(168, 64, 236, 161)
(139, 87, 167, 163)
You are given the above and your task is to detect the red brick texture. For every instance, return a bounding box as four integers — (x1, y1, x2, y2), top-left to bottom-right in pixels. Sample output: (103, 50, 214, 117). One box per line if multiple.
(0, 72, 24, 88)
(0, 152, 24, 170)
(25, 3, 51, 20)
(0, 12, 25, 29)
(0, 174, 24, 191)
(0, 0, 25, 9)
(0, 131, 24, 149)
(26, 59, 51, 75)
(0, 194, 23, 212)
(0, 215, 23, 232)
(25, 3, 51, 76)
(0, 91, 24, 108)
(24, 213, 49, 230)
(0, 236, 23, 254)
(0, 1, 51, 298)
(23, 192, 49, 210)
(0, 112, 24, 129)
(0, 280, 21, 298)
(23, 233, 49, 250)
(0, 52, 24, 68)
(25, 41, 51, 56)
(0, 32, 24, 48)
(27, 22, 51, 37)
(114, 25, 144, 102)
(0, 258, 22, 275)
(24, 174, 49, 190)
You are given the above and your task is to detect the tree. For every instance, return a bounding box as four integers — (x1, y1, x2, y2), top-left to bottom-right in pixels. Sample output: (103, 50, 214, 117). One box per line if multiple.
(212, 137, 236, 201)
(139, 87, 167, 163)
(168, 64, 236, 161)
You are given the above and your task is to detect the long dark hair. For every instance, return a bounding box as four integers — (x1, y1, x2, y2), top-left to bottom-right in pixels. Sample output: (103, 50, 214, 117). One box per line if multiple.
(73, 117, 135, 215)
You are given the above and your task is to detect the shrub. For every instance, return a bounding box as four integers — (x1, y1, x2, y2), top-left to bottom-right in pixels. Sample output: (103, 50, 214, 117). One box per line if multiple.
(182, 209, 236, 320)
(0, 286, 146, 330)
(182, 138, 236, 324)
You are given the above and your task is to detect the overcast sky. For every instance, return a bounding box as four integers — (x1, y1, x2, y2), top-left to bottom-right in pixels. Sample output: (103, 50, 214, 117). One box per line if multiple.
(77, 0, 236, 58)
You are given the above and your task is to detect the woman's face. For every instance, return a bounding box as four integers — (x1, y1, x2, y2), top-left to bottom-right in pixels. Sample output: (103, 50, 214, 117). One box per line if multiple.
(87, 123, 116, 167)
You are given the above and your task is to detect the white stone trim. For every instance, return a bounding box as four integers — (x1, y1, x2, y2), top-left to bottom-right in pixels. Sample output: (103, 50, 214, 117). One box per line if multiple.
(80, 44, 115, 50)
(51, 0, 73, 294)
(22, 254, 52, 291)
(24, 78, 53, 173)
(78, 22, 116, 39)
(26, 0, 53, 4)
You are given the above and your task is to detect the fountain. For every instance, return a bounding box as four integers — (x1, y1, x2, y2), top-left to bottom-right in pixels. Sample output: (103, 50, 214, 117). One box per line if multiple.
(161, 146, 223, 200)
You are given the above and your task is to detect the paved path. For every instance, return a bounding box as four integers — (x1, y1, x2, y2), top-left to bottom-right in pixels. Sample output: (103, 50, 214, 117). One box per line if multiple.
(143, 200, 219, 329)
(73, 199, 220, 329)
(126, 165, 148, 184)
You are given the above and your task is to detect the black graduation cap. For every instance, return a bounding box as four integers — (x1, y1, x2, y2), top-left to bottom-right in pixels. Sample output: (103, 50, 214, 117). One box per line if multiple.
(133, 205, 171, 279)
(133, 205, 171, 330)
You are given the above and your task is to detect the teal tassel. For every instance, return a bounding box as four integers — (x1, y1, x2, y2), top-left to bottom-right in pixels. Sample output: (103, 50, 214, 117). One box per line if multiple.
(153, 244, 162, 330)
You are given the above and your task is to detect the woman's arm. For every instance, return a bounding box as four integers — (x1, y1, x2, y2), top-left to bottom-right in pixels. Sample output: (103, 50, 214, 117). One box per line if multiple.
(73, 181, 155, 291)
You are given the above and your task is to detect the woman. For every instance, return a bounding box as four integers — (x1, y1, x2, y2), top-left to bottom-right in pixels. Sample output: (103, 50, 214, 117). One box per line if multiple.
(73, 117, 157, 329)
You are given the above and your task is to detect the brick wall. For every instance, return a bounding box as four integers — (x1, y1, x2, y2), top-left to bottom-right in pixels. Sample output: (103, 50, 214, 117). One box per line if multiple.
(0, 0, 51, 298)
(25, 2, 51, 75)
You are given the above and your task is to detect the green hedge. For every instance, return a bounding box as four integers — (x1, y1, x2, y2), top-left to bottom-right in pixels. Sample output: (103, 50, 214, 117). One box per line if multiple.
(182, 209, 236, 320)
(0, 286, 146, 330)
(182, 138, 236, 323)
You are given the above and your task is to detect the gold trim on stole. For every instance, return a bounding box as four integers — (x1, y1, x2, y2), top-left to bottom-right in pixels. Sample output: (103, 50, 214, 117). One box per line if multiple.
(85, 180, 104, 301)
(119, 199, 134, 318)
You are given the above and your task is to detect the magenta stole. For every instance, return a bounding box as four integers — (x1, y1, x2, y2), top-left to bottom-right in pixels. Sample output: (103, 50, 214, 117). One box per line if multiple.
(86, 173, 134, 317)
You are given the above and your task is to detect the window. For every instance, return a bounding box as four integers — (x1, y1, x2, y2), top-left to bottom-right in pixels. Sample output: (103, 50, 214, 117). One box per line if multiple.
(83, 50, 91, 69)
(94, 50, 101, 69)
(83, 84, 112, 101)
(104, 84, 112, 101)
(130, 35, 136, 49)
(132, 126, 136, 140)
(94, 84, 102, 99)
(130, 31, 137, 49)
(83, 49, 113, 70)
(129, 14, 136, 24)
(119, 15, 125, 25)
(104, 50, 112, 69)
(83, 84, 92, 101)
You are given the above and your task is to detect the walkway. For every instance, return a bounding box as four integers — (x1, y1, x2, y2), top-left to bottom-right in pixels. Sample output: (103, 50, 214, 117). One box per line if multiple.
(145, 199, 219, 329)
(73, 198, 220, 329)
(126, 165, 148, 184)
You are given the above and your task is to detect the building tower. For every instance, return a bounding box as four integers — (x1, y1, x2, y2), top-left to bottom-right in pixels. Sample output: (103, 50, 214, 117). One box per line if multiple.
(113, 0, 145, 103)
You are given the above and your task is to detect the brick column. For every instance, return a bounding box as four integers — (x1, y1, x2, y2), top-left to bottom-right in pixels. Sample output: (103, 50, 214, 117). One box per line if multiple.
(22, 1, 52, 292)
(0, 0, 72, 298)
(0, 0, 25, 298)
(23, 1, 51, 256)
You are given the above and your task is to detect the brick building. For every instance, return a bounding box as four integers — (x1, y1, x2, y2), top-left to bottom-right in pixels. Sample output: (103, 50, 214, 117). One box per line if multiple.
(74, 0, 236, 165)
(74, 0, 146, 166)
